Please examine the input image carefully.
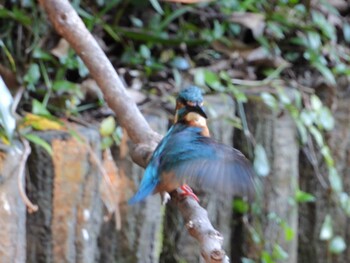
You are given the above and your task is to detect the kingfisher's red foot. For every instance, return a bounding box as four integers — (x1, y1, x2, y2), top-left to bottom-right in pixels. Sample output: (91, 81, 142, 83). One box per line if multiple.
(180, 184, 200, 202)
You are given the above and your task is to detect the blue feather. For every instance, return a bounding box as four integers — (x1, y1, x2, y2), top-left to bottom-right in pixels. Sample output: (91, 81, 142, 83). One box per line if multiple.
(128, 127, 174, 204)
(128, 163, 159, 204)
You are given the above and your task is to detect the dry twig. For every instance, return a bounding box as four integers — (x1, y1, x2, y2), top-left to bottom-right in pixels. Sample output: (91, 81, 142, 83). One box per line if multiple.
(38, 1, 230, 261)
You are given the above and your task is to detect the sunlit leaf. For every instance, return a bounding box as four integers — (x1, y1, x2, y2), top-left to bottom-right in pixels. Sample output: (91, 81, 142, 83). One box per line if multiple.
(52, 80, 83, 98)
(295, 120, 308, 144)
(254, 144, 270, 177)
(329, 167, 342, 193)
(317, 107, 334, 131)
(194, 69, 205, 86)
(24, 133, 53, 156)
(149, 0, 164, 14)
(339, 192, 350, 216)
(0, 77, 16, 140)
(300, 109, 315, 127)
(295, 189, 316, 203)
(310, 94, 322, 111)
(283, 225, 295, 241)
(171, 57, 190, 70)
(320, 214, 333, 241)
(24, 63, 40, 89)
(343, 23, 350, 43)
(139, 44, 151, 60)
(313, 62, 336, 85)
(272, 244, 288, 260)
(241, 258, 255, 263)
(203, 69, 223, 90)
(77, 57, 89, 77)
(261, 92, 278, 110)
(233, 199, 249, 213)
(22, 113, 63, 131)
(261, 251, 274, 263)
(309, 126, 323, 147)
(32, 99, 51, 116)
(329, 236, 346, 254)
(307, 31, 321, 50)
(100, 116, 116, 137)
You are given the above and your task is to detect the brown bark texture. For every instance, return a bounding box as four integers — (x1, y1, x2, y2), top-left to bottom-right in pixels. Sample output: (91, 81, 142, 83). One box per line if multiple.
(298, 76, 350, 263)
(245, 100, 299, 263)
(98, 112, 167, 263)
(26, 128, 103, 263)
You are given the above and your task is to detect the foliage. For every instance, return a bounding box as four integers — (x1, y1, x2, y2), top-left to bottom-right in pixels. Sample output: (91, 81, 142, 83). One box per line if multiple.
(1, 0, 350, 262)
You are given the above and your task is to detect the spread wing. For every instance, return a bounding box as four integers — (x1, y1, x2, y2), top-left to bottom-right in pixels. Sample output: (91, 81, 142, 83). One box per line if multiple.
(159, 125, 256, 200)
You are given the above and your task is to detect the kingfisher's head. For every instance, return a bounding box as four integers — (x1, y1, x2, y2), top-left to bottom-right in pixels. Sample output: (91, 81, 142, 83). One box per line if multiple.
(175, 86, 207, 123)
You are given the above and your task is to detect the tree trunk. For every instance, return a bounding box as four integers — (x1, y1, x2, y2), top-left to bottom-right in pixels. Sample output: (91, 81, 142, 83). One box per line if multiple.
(26, 127, 103, 263)
(298, 76, 350, 263)
(0, 143, 26, 262)
(245, 100, 299, 263)
(97, 111, 167, 263)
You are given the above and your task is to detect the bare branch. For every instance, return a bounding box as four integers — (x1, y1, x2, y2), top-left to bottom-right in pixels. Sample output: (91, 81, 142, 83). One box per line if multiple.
(38, 1, 230, 262)
(18, 138, 38, 213)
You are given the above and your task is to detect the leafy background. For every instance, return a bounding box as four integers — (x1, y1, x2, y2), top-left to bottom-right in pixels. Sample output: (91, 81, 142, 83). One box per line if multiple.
(1, 0, 350, 262)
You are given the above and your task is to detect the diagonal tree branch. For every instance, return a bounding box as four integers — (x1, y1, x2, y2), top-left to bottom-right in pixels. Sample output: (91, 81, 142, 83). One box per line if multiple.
(38, 1, 229, 262)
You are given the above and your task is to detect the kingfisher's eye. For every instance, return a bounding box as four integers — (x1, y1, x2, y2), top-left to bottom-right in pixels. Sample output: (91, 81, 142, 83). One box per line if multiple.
(186, 101, 196, 107)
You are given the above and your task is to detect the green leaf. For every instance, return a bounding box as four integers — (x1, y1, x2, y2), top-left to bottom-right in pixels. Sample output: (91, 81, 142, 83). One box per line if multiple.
(272, 244, 289, 260)
(329, 236, 346, 254)
(233, 199, 249, 213)
(295, 120, 308, 144)
(130, 16, 144, 28)
(339, 192, 350, 216)
(320, 146, 334, 167)
(203, 69, 223, 91)
(194, 69, 205, 87)
(261, 92, 278, 110)
(254, 144, 270, 177)
(24, 63, 41, 89)
(24, 133, 53, 156)
(261, 251, 274, 263)
(139, 44, 151, 60)
(0, 77, 15, 140)
(307, 31, 321, 50)
(171, 57, 190, 70)
(213, 20, 224, 39)
(317, 107, 334, 131)
(343, 23, 350, 43)
(320, 214, 333, 241)
(32, 99, 51, 116)
(149, 0, 164, 15)
(313, 62, 336, 85)
(52, 80, 83, 98)
(100, 116, 116, 137)
(77, 57, 89, 77)
(283, 225, 295, 242)
(33, 48, 54, 61)
(309, 126, 324, 147)
(300, 109, 315, 127)
(295, 189, 316, 203)
(329, 167, 343, 193)
(241, 258, 255, 263)
(310, 95, 323, 111)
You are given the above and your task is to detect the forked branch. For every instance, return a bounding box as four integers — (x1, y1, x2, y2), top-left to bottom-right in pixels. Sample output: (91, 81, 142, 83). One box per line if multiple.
(38, 1, 229, 262)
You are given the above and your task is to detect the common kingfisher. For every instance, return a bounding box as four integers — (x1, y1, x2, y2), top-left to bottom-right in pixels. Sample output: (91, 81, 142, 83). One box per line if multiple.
(129, 86, 255, 204)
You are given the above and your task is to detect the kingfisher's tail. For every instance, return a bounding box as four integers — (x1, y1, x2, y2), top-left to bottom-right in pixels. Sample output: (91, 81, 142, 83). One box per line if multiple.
(128, 180, 158, 205)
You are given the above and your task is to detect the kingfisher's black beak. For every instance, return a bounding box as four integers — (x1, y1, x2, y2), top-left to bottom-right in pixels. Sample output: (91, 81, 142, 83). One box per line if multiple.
(188, 104, 207, 119)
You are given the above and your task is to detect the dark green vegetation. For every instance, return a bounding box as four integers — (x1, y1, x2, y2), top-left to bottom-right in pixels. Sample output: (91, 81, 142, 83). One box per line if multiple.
(1, 0, 350, 262)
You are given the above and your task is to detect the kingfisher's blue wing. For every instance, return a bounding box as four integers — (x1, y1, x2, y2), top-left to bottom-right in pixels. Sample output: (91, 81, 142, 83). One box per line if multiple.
(159, 124, 256, 200)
